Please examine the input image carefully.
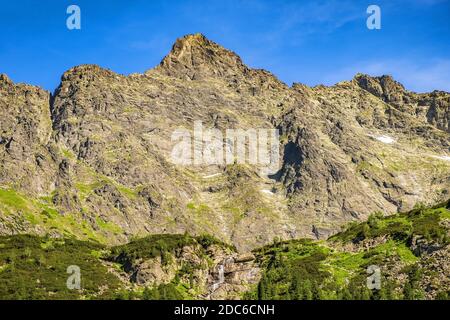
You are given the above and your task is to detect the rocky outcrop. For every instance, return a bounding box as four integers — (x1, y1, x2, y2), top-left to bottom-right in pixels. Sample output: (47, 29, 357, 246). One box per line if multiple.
(111, 241, 259, 299)
(0, 74, 57, 195)
(207, 252, 260, 300)
(355, 73, 450, 133)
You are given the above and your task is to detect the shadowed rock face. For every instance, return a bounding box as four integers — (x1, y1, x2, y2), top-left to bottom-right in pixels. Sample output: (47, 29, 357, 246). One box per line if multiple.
(354, 73, 450, 133)
(0, 33, 449, 251)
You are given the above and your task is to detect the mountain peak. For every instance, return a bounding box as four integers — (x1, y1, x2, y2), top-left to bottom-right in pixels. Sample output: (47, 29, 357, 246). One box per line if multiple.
(0, 73, 12, 86)
(354, 73, 408, 102)
(175, 33, 210, 47)
(354, 73, 403, 88)
(153, 33, 248, 80)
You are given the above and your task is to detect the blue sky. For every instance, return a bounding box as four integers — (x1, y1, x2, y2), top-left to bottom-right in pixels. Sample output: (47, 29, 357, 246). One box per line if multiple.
(0, 0, 449, 92)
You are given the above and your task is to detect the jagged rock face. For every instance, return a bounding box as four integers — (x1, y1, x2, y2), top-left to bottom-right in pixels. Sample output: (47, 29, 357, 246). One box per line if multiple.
(0, 34, 449, 250)
(116, 243, 260, 300)
(156, 33, 248, 81)
(0, 75, 56, 194)
(355, 73, 450, 133)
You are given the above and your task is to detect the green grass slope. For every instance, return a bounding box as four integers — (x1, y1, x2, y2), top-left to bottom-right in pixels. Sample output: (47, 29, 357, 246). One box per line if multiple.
(0, 200, 448, 300)
(244, 200, 450, 300)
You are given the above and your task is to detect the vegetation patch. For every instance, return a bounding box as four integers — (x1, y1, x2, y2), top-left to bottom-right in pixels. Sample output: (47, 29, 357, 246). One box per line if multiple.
(0, 235, 120, 300)
(245, 200, 450, 300)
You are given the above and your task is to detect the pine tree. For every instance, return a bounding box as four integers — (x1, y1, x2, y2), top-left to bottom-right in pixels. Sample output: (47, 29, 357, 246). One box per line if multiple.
(403, 282, 414, 300)
(258, 275, 268, 299)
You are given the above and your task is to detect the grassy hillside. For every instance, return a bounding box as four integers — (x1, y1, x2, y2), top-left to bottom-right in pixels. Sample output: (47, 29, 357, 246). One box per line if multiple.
(0, 234, 120, 299)
(0, 233, 232, 300)
(0, 200, 448, 300)
(244, 200, 450, 300)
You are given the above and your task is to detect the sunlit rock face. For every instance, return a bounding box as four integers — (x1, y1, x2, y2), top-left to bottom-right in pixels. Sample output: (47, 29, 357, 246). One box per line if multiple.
(0, 34, 449, 251)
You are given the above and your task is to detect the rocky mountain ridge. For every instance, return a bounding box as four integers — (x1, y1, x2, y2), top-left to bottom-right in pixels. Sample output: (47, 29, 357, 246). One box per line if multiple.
(0, 33, 449, 251)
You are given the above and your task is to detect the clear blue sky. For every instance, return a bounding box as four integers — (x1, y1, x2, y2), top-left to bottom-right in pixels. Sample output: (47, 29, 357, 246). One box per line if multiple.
(0, 0, 449, 92)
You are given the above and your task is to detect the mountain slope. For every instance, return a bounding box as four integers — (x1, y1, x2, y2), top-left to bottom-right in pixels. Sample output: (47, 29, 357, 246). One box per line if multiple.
(0, 33, 449, 251)
(0, 200, 448, 300)
(245, 199, 450, 300)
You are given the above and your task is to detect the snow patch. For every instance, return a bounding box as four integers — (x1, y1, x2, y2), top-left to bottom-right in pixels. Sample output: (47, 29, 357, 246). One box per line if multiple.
(202, 173, 222, 179)
(431, 155, 450, 162)
(260, 189, 275, 196)
(373, 135, 396, 144)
